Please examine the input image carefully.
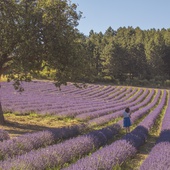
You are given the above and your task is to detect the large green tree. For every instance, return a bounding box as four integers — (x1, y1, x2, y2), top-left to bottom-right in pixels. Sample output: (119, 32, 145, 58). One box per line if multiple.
(0, 0, 83, 124)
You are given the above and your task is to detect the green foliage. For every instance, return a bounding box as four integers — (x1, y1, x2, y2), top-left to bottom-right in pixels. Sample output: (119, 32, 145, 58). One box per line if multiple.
(164, 80, 170, 87)
(82, 26, 170, 85)
(0, 0, 85, 87)
(0, 1, 170, 87)
(1, 1, 170, 126)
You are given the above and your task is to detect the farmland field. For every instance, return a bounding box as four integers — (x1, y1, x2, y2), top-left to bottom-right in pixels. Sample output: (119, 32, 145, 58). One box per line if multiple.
(0, 80, 169, 170)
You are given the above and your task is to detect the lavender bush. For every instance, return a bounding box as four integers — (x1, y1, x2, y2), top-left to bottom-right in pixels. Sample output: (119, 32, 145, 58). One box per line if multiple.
(88, 89, 152, 126)
(0, 124, 85, 161)
(76, 89, 144, 120)
(1, 82, 132, 117)
(0, 130, 10, 142)
(0, 81, 169, 170)
(140, 91, 170, 170)
(0, 124, 121, 170)
(62, 90, 167, 170)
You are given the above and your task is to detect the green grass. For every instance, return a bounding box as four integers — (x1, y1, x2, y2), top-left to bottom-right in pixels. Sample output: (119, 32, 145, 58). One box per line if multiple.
(0, 112, 81, 138)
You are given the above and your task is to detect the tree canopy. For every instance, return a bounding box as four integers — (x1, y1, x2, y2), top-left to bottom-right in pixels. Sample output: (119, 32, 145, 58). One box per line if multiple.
(79, 27, 170, 83)
(0, 0, 85, 85)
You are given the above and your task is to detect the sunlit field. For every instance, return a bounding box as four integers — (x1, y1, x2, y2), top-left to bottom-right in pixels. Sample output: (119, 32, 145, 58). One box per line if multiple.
(0, 80, 169, 170)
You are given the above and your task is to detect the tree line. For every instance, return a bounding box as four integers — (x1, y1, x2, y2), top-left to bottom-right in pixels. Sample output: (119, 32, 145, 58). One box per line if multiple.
(76, 27, 170, 86)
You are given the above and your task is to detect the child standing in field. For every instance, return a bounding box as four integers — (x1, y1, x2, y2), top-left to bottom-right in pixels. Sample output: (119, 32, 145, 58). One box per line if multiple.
(123, 107, 131, 133)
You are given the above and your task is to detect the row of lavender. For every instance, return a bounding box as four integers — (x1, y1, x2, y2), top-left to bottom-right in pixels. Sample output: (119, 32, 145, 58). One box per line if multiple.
(0, 81, 169, 169)
(88, 88, 154, 126)
(0, 81, 155, 129)
(62, 90, 168, 170)
(0, 89, 168, 169)
(140, 92, 170, 170)
(0, 88, 159, 161)
(0, 87, 159, 162)
(1, 81, 111, 114)
(1, 81, 144, 118)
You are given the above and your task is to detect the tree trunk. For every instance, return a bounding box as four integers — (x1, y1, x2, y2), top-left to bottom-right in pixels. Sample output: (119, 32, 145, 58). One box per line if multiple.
(0, 102, 5, 125)
(0, 75, 5, 125)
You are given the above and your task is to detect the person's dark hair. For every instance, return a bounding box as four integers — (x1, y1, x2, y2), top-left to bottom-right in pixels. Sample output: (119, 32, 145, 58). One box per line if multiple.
(125, 107, 130, 113)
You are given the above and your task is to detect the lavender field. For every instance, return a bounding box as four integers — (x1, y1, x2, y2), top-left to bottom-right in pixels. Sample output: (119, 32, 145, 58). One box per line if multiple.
(0, 80, 169, 170)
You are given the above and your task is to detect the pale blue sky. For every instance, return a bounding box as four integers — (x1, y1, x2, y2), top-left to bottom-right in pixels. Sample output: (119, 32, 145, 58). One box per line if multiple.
(71, 0, 170, 35)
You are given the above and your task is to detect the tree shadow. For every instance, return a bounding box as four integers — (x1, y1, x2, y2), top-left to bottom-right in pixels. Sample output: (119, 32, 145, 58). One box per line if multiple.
(2, 120, 85, 140)
(3, 120, 58, 136)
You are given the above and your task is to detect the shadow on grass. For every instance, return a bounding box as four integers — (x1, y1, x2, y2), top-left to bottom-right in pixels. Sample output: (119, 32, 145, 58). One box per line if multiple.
(3, 120, 58, 136)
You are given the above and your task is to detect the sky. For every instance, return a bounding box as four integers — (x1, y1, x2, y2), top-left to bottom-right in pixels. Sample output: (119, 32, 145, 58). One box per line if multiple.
(71, 0, 170, 35)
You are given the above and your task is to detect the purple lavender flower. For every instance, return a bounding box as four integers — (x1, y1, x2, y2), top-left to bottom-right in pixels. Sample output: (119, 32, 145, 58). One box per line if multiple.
(0, 124, 85, 161)
(0, 124, 121, 170)
(62, 90, 167, 170)
(0, 130, 10, 142)
(140, 91, 170, 170)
